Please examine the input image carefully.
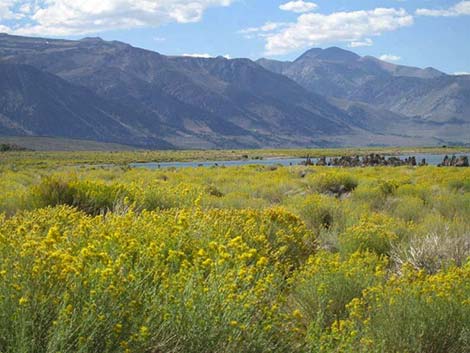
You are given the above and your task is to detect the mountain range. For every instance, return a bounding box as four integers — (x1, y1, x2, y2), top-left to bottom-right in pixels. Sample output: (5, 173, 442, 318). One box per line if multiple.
(0, 33, 469, 148)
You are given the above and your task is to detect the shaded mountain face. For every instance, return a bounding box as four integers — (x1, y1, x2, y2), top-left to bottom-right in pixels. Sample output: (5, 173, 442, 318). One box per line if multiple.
(1, 34, 468, 148)
(258, 47, 446, 98)
(0, 34, 357, 148)
(257, 47, 470, 145)
(256, 47, 470, 124)
(0, 63, 173, 147)
(349, 75, 470, 123)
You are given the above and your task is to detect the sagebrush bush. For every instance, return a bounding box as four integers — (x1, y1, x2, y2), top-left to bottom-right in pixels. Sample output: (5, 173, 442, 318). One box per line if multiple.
(351, 184, 388, 211)
(130, 181, 200, 211)
(293, 195, 343, 232)
(289, 251, 386, 333)
(434, 192, 470, 219)
(391, 195, 426, 222)
(308, 172, 358, 196)
(0, 159, 469, 352)
(339, 213, 405, 256)
(0, 206, 315, 353)
(31, 176, 128, 215)
(391, 231, 470, 274)
(286, 194, 346, 251)
(31, 176, 75, 208)
(448, 177, 470, 193)
(324, 264, 470, 353)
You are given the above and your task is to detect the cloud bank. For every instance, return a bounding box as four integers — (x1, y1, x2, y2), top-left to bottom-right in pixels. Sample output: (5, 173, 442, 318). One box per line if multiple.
(417, 1, 470, 17)
(243, 8, 414, 56)
(279, 1, 318, 14)
(0, 0, 233, 36)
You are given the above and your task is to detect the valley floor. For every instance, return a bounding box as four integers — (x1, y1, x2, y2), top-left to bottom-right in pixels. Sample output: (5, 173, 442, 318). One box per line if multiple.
(0, 150, 469, 352)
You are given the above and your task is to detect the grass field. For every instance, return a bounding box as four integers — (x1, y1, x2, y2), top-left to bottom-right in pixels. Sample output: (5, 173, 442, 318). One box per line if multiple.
(0, 136, 138, 152)
(0, 151, 469, 352)
(1, 145, 470, 168)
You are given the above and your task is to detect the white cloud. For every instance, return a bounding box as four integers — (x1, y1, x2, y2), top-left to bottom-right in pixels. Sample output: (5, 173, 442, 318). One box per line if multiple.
(0, 0, 234, 36)
(0, 24, 12, 32)
(0, 0, 23, 20)
(247, 8, 414, 56)
(279, 1, 317, 14)
(379, 54, 401, 62)
(239, 22, 288, 39)
(239, 22, 287, 34)
(454, 71, 470, 75)
(416, 1, 470, 17)
(348, 38, 373, 48)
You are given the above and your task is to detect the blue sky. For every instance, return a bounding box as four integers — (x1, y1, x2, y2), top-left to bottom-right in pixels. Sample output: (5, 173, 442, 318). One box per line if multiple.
(1, 1, 469, 74)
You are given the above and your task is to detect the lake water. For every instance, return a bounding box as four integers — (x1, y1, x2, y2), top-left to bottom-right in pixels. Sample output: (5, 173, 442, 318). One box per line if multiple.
(129, 153, 468, 169)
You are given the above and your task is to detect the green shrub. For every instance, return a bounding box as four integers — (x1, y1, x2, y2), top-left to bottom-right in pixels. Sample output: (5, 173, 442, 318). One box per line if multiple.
(309, 172, 358, 196)
(287, 194, 346, 250)
(378, 180, 399, 197)
(350, 184, 386, 211)
(339, 214, 401, 256)
(434, 193, 470, 219)
(328, 264, 470, 353)
(70, 180, 128, 215)
(295, 195, 344, 232)
(290, 251, 386, 331)
(205, 184, 224, 198)
(31, 176, 75, 208)
(391, 195, 426, 223)
(448, 177, 470, 193)
(132, 182, 201, 211)
(31, 177, 128, 215)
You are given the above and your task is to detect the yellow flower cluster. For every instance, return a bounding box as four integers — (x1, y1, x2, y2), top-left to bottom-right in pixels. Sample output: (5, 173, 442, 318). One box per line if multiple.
(0, 205, 314, 352)
(0, 156, 469, 352)
(316, 263, 470, 353)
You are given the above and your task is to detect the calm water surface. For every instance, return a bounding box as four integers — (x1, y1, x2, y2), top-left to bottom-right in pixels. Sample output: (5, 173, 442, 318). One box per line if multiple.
(129, 153, 467, 169)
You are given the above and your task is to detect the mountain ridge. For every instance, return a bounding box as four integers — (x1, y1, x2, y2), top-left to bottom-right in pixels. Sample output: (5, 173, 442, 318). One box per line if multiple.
(257, 46, 470, 145)
(1, 33, 468, 147)
(0, 34, 361, 148)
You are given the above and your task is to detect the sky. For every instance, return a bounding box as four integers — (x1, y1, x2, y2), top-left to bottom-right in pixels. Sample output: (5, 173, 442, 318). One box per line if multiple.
(0, 1, 469, 74)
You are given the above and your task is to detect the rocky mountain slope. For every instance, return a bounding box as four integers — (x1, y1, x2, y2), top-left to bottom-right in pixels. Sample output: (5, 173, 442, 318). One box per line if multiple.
(0, 63, 170, 146)
(257, 47, 469, 124)
(257, 47, 470, 145)
(0, 34, 363, 148)
(1, 34, 468, 147)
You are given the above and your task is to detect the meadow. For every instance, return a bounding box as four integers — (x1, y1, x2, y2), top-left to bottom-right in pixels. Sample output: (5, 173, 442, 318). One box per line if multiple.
(0, 150, 469, 353)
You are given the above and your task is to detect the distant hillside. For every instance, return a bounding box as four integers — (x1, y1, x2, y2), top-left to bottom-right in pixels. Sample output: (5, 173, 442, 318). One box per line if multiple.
(257, 47, 445, 99)
(257, 47, 470, 145)
(0, 34, 363, 149)
(1, 34, 469, 148)
(0, 63, 169, 147)
(0, 136, 137, 151)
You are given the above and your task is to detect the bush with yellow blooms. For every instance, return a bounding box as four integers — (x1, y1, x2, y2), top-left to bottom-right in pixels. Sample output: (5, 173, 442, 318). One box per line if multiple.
(0, 153, 469, 353)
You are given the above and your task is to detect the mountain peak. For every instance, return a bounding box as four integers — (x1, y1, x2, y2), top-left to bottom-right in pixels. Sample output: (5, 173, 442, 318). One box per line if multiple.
(294, 48, 323, 61)
(80, 37, 104, 42)
(296, 47, 360, 63)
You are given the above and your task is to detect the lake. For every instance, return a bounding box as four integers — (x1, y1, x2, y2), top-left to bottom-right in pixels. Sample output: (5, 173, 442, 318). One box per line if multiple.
(129, 153, 468, 169)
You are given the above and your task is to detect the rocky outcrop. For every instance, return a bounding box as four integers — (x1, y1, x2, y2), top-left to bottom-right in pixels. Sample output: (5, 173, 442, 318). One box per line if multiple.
(310, 154, 470, 168)
(439, 155, 469, 167)
(316, 156, 327, 166)
(310, 154, 426, 167)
